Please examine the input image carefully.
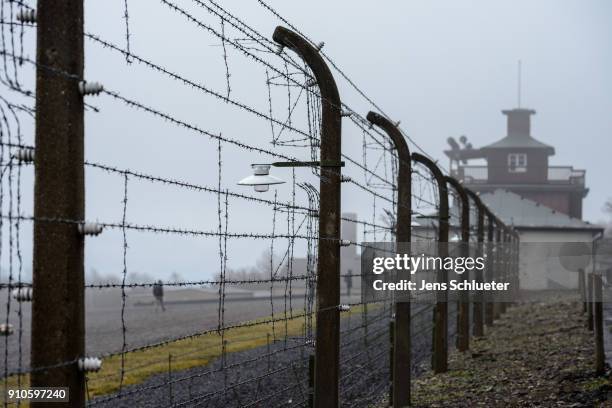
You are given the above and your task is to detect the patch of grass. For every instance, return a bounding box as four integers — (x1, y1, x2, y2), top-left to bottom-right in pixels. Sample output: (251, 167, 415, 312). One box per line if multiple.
(87, 312, 310, 398)
(449, 369, 471, 379)
(580, 376, 610, 392)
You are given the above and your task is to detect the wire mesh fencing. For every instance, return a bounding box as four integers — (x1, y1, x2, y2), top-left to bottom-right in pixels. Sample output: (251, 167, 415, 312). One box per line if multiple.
(0, 1, 519, 407)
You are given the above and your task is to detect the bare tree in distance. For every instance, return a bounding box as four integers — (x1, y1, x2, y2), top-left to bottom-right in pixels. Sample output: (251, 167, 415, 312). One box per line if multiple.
(604, 198, 612, 236)
(169, 271, 184, 283)
(127, 271, 155, 285)
(216, 249, 288, 286)
(86, 268, 121, 285)
(381, 208, 397, 237)
(604, 198, 612, 215)
(85, 268, 157, 286)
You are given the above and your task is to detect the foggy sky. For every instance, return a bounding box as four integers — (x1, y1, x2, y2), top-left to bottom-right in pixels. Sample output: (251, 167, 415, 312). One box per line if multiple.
(1, 0, 610, 281)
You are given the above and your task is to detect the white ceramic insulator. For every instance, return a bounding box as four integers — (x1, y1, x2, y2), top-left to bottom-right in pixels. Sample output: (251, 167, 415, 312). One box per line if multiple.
(315, 42, 325, 51)
(78, 81, 104, 96)
(78, 222, 104, 236)
(276, 45, 284, 55)
(310, 139, 321, 147)
(305, 78, 317, 88)
(0, 323, 14, 336)
(340, 240, 352, 247)
(78, 357, 102, 372)
(13, 147, 35, 163)
(12, 287, 32, 302)
(340, 175, 352, 183)
(340, 110, 352, 118)
(16, 9, 36, 23)
(338, 304, 351, 312)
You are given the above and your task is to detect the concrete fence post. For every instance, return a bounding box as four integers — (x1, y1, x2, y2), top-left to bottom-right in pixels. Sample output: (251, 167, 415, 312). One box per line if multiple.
(593, 274, 605, 375)
(308, 354, 315, 408)
(446, 177, 470, 352)
(493, 224, 502, 320)
(466, 190, 485, 338)
(484, 214, 495, 327)
(273, 26, 343, 407)
(366, 111, 412, 407)
(578, 268, 586, 314)
(32, 1, 86, 406)
(587, 273, 594, 332)
(412, 153, 449, 374)
(388, 320, 395, 406)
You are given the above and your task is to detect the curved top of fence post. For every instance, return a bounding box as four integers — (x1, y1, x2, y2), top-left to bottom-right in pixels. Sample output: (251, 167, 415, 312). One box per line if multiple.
(445, 176, 469, 243)
(273, 24, 342, 234)
(465, 188, 487, 242)
(411, 153, 449, 243)
(365, 112, 410, 159)
(273, 27, 341, 158)
(366, 111, 411, 243)
(484, 207, 495, 242)
(494, 217, 503, 242)
(465, 189, 485, 243)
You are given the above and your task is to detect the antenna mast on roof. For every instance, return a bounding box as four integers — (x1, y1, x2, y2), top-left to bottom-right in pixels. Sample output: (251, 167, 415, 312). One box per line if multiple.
(517, 59, 522, 108)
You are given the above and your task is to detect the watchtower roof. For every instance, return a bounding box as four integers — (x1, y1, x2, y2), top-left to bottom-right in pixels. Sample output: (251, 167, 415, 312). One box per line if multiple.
(481, 108, 554, 155)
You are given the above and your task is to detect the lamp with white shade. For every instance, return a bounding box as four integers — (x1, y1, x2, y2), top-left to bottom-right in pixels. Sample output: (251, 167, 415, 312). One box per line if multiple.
(237, 164, 285, 192)
(237, 161, 344, 193)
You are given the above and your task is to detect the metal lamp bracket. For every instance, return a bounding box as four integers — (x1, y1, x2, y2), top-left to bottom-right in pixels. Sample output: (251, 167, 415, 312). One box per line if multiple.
(271, 161, 345, 168)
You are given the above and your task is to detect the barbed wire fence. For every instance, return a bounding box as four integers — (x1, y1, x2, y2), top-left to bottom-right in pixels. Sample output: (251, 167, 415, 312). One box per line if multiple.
(467, 193, 482, 339)
(0, 1, 519, 407)
(0, 0, 31, 401)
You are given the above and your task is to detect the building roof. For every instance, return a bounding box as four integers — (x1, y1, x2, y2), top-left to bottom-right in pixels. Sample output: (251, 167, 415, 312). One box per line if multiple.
(480, 108, 555, 155)
(481, 135, 554, 152)
(479, 189, 601, 231)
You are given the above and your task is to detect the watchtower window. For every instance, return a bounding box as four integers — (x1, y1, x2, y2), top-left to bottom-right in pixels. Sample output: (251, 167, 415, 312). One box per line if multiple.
(508, 153, 527, 173)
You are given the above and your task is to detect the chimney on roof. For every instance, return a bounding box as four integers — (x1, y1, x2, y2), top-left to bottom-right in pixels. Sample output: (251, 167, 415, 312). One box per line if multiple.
(502, 108, 536, 138)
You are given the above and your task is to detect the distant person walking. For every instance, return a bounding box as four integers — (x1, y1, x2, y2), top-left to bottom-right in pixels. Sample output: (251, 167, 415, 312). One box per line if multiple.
(345, 269, 353, 297)
(153, 280, 166, 312)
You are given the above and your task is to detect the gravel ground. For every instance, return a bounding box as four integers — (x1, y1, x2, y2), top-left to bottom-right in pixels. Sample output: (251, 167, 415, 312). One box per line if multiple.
(393, 294, 612, 407)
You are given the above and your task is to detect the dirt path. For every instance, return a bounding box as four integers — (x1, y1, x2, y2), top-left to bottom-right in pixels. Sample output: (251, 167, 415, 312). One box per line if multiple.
(407, 296, 611, 407)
